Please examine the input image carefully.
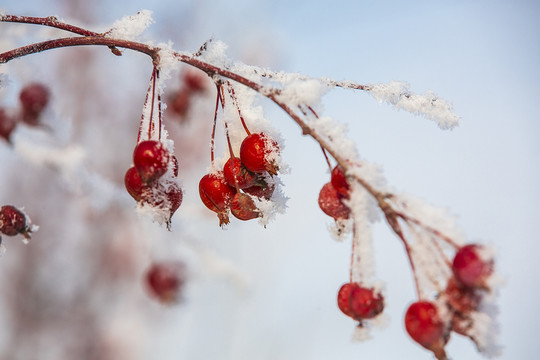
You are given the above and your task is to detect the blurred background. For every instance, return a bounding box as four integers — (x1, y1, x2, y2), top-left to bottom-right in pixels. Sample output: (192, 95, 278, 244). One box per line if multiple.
(0, 0, 538, 359)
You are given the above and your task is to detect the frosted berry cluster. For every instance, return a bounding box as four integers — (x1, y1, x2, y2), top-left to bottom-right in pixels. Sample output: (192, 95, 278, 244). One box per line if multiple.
(198, 83, 281, 226)
(0, 13, 498, 360)
(404, 243, 494, 359)
(200, 132, 279, 225)
(124, 140, 183, 225)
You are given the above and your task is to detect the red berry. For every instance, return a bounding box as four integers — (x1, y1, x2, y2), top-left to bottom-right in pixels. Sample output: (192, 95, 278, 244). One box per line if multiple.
(124, 166, 144, 201)
(0, 108, 17, 142)
(337, 283, 358, 319)
(142, 183, 183, 218)
(242, 175, 275, 200)
(199, 172, 236, 226)
(444, 277, 481, 314)
(405, 301, 448, 356)
(240, 133, 279, 175)
(318, 182, 350, 220)
(133, 140, 170, 183)
(443, 277, 481, 337)
(19, 83, 50, 125)
(183, 70, 207, 92)
(331, 165, 350, 198)
(337, 283, 384, 321)
(0, 205, 27, 236)
(145, 261, 185, 304)
(231, 193, 259, 221)
(452, 244, 493, 289)
(169, 88, 191, 118)
(223, 157, 256, 189)
(164, 184, 183, 217)
(349, 286, 384, 320)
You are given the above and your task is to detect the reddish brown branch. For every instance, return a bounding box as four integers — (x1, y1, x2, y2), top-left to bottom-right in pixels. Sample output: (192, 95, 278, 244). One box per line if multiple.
(1, 15, 101, 36)
(0, 14, 409, 254)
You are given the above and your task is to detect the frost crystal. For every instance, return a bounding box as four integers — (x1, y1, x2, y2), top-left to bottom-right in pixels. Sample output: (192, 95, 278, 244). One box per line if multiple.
(106, 10, 154, 40)
(368, 81, 460, 129)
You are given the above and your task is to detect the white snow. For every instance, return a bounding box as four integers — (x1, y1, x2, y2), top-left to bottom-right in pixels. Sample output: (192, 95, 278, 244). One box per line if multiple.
(368, 81, 460, 129)
(106, 10, 154, 41)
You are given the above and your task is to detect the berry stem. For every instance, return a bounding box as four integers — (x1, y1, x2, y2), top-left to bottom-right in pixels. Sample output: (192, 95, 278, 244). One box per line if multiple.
(148, 67, 157, 139)
(384, 212, 422, 300)
(210, 84, 222, 164)
(0, 15, 443, 270)
(349, 224, 357, 283)
(138, 69, 155, 143)
(226, 81, 251, 136)
(396, 210, 461, 250)
(156, 68, 162, 140)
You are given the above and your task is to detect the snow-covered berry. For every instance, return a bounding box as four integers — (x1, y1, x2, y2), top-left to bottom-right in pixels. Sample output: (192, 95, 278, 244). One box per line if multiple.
(231, 193, 259, 221)
(452, 244, 493, 289)
(223, 157, 256, 189)
(0, 205, 27, 236)
(318, 182, 350, 220)
(404, 301, 449, 358)
(199, 172, 236, 226)
(240, 133, 279, 175)
(133, 140, 170, 183)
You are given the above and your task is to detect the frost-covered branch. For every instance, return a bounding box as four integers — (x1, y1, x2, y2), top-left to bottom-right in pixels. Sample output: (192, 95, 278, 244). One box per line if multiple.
(0, 12, 498, 360)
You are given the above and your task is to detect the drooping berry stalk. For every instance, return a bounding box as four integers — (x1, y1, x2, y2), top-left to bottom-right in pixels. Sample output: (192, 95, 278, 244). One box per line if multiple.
(226, 81, 251, 136)
(209, 84, 222, 164)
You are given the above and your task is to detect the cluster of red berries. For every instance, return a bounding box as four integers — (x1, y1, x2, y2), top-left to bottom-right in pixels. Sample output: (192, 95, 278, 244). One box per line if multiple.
(144, 260, 186, 304)
(199, 132, 279, 226)
(318, 165, 351, 221)
(0, 82, 50, 142)
(0, 205, 33, 244)
(167, 70, 208, 121)
(124, 140, 183, 224)
(404, 244, 494, 359)
(322, 166, 387, 327)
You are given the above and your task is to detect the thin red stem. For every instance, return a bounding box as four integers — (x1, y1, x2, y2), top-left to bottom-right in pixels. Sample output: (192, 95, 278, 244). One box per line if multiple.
(226, 82, 251, 136)
(148, 67, 157, 139)
(397, 211, 460, 250)
(385, 213, 422, 299)
(137, 70, 155, 143)
(320, 146, 333, 172)
(210, 84, 221, 164)
(350, 224, 356, 282)
(1, 15, 102, 37)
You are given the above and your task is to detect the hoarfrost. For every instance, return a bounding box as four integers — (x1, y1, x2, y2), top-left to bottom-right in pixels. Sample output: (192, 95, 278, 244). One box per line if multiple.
(252, 181, 288, 227)
(156, 43, 183, 82)
(278, 77, 330, 108)
(351, 326, 372, 342)
(106, 10, 154, 41)
(348, 182, 376, 285)
(369, 81, 460, 129)
(392, 192, 466, 246)
(469, 302, 502, 358)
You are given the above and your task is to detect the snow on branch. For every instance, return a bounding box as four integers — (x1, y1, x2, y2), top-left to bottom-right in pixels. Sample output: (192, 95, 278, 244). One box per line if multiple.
(105, 10, 154, 41)
(367, 81, 460, 130)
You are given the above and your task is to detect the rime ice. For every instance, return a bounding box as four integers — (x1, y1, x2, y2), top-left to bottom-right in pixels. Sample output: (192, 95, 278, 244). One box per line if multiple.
(106, 10, 154, 41)
(368, 81, 460, 129)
